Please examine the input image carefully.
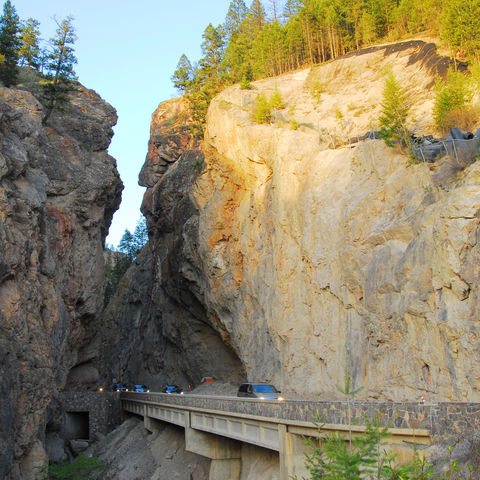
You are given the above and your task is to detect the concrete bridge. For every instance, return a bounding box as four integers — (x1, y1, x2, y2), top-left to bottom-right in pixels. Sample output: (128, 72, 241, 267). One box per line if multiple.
(120, 392, 475, 480)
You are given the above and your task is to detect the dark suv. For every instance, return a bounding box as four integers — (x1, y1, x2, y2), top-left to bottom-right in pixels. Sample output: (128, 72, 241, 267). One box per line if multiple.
(161, 385, 184, 394)
(112, 383, 128, 392)
(133, 384, 149, 392)
(237, 382, 284, 400)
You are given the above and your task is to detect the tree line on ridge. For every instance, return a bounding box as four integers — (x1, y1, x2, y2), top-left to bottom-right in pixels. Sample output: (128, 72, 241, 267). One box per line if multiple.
(0, 0, 77, 122)
(171, 0, 480, 129)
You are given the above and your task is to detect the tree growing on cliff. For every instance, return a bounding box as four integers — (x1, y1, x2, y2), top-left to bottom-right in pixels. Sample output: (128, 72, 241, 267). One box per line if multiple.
(433, 69, 473, 133)
(41, 15, 77, 124)
(379, 71, 411, 145)
(0, 0, 21, 87)
(186, 23, 226, 127)
(18, 17, 40, 68)
(172, 54, 193, 93)
(224, 0, 248, 40)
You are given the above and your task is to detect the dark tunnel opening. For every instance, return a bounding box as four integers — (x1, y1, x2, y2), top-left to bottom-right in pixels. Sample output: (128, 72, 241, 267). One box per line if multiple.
(64, 411, 90, 440)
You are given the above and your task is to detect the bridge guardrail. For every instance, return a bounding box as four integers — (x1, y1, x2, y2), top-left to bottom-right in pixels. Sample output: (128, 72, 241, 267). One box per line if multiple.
(120, 392, 480, 442)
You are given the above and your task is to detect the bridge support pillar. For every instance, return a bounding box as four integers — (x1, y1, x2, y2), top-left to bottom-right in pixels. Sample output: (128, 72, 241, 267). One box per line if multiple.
(185, 415, 241, 479)
(209, 459, 241, 480)
(144, 414, 155, 432)
(279, 424, 311, 480)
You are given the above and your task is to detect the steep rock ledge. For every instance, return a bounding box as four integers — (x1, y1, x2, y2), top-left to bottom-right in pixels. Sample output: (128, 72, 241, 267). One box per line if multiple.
(0, 84, 122, 479)
(195, 41, 480, 401)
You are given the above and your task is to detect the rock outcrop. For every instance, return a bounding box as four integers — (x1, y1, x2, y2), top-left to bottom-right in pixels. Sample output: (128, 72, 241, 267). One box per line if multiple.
(0, 80, 122, 479)
(100, 98, 245, 391)
(195, 41, 480, 401)
(121, 41, 480, 404)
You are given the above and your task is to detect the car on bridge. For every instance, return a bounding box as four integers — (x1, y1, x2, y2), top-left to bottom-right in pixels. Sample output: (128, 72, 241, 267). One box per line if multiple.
(133, 384, 150, 392)
(161, 385, 184, 394)
(237, 382, 284, 401)
(112, 383, 128, 392)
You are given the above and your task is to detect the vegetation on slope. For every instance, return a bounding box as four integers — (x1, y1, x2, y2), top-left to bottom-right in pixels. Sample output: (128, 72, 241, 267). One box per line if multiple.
(171, 0, 480, 131)
(0, 0, 78, 122)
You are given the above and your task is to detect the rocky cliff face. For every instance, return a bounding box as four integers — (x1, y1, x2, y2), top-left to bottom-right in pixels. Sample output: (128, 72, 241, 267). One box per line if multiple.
(100, 98, 245, 391)
(0, 81, 122, 479)
(195, 41, 480, 401)
(126, 40, 480, 405)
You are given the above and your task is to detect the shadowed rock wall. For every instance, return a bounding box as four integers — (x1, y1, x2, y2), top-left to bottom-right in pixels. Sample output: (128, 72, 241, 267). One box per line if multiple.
(0, 82, 122, 479)
(100, 99, 245, 391)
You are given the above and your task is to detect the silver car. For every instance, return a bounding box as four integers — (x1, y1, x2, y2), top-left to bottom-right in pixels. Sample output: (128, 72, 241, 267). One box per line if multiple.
(237, 382, 284, 401)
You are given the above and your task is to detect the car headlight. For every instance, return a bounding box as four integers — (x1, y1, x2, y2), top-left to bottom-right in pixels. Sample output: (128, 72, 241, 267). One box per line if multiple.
(125, 389, 128, 392)
(98, 387, 103, 392)
(260, 396, 265, 400)
(278, 396, 284, 401)
(147, 390, 150, 393)
(180, 392, 184, 395)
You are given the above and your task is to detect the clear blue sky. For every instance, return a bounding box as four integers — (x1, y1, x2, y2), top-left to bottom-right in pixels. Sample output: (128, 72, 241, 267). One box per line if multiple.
(14, 0, 232, 247)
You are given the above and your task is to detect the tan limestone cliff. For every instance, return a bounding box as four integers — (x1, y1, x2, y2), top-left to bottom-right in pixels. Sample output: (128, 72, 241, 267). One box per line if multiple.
(193, 41, 480, 402)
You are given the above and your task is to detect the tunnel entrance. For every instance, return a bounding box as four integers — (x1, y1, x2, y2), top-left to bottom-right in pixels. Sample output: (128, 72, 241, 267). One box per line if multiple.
(64, 411, 90, 440)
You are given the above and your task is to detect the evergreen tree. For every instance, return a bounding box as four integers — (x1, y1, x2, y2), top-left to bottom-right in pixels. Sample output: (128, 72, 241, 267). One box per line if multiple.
(222, 18, 255, 83)
(224, 0, 248, 39)
(41, 15, 77, 124)
(171, 53, 193, 93)
(132, 216, 148, 252)
(379, 71, 411, 144)
(186, 24, 226, 126)
(283, 0, 303, 19)
(253, 20, 287, 76)
(284, 13, 305, 69)
(441, 0, 480, 57)
(104, 252, 131, 307)
(18, 17, 40, 68)
(248, 0, 267, 33)
(266, 0, 280, 21)
(118, 230, 135, 258)
(117, 216, 148, 259)
(433, 69, 472, 132)
(199, 23, 225, 83)
(0, 0, 20, 87)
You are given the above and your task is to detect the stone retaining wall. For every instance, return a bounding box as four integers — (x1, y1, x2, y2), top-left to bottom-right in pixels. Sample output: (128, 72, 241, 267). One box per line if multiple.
(60, 392, 122, 441)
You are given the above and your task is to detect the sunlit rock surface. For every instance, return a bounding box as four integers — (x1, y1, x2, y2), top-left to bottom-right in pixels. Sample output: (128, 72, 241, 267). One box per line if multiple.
(114, 41, 479, 406)
(195, 41, 480, 401)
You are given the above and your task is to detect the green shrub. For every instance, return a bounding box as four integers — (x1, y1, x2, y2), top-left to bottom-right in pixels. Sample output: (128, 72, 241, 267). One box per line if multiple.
(471, 59, 480, 91)
(191, 156, 204, 172)
(379, 71, 411, 145)
(300, 418, 424, 480)
(269, 85, 284, 109)
(254, 92, 272, 124)
(310, 81, 324, 104)
(240, 75, 251, 90)
(433, 70, 473, 133)
(37, 454, 107, 480)
(300, 418, 480, 480)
